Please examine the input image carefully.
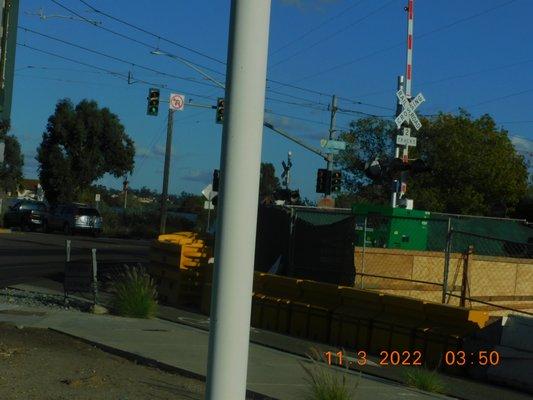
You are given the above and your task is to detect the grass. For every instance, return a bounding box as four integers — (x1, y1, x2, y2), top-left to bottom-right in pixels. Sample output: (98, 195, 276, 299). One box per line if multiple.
(300, 348, 359, 400)
(404, 367, 445, 393)
(111, 265, 158, 318)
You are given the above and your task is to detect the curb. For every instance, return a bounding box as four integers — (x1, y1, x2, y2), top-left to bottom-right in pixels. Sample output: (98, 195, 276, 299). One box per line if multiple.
(48, 328, 278, 400)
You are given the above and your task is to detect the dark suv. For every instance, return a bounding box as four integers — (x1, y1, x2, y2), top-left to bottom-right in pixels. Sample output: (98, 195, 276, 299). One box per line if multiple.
(45, 204, 103, 236)
(2, 200, 48, 231)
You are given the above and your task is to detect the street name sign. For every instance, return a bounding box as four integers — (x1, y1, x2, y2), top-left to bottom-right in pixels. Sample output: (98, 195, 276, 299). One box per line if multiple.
(320, 139, 346, 151)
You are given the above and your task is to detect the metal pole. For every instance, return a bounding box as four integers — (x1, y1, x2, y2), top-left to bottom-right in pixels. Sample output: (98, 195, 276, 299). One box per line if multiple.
(66, 239, 71, 263)
(205, 2, 271, 399)
(91, 248, 98, 305)
(285, 151, 291, 190)
(405, 0, 414, 99)
(326, 95, 337, 199)
(159, 108, 175, 235)
(392, 76, 404, 208)
(442, 218, 452, 303)
(206, 195, 212, 233)
(360, 216, 367, 289)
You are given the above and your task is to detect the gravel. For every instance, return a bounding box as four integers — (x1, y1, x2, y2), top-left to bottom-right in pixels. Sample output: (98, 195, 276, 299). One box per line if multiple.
(0, 288, 87, 312)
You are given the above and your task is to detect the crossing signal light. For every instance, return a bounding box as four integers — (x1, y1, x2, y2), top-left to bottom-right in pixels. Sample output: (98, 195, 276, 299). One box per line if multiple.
(147, 88, 160, 116)
(331, 170, 342, 192)
(316, 168, 331, 194)
(215, 98, 224, 124)
(212, 169, 220, 192)
(364, 159, 383, 181)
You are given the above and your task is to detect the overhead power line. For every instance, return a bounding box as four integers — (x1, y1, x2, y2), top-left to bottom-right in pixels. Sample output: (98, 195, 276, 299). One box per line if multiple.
(74, 0, 226, 65)
(19, 26, 221, 90)
(271, 0, 367, 56)
(269, 0, 394, 70)
(16, 42, 219, 101)
(58, 0, 392, 113)
(290, 0, 519, 83)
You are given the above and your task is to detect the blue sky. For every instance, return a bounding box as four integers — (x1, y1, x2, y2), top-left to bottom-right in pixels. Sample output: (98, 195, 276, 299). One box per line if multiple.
(10, 0, 533, 200)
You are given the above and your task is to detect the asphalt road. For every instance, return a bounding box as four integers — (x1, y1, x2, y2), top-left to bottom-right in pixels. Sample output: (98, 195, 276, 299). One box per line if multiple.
(0, 231, 151, 286)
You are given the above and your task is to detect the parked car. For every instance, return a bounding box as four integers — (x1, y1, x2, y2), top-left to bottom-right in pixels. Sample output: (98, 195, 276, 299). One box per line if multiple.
(45, 203, 103, 236)
(2, 200, 48, 231)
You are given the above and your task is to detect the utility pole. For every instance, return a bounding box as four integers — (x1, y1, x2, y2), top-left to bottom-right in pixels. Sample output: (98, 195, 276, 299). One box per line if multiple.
(205, 1, 271, 399)
(326, 94, 338, 198)
(159, 108, 174, 235)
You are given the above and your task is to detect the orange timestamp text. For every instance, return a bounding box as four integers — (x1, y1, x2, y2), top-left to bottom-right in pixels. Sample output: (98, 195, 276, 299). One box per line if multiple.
(324, 350, 424, 367)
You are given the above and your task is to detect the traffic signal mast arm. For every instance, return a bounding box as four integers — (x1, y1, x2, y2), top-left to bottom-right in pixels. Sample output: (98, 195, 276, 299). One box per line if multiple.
(263, 121, 329, 162)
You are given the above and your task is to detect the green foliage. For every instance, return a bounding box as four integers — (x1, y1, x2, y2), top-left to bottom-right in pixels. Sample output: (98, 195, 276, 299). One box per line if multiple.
(37, 99, 135, 205)
(111, 265, 158, 318)
(337, 112, 529, 216)
(404, 368, 444, 393)
(0, 120, 24, 194)
(260, 162, 282, 200)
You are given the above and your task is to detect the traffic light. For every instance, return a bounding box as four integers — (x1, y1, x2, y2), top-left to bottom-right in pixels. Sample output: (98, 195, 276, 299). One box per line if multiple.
(215, 98, 224, 124)
(147, 88, 160, 116)
(316, 168, 331, 194)
(330, 170, 342, 192)
(212, 169, 220, 192)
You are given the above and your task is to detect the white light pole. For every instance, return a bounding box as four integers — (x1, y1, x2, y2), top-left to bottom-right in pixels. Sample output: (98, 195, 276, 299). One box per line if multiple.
(205, 1, 271, 400)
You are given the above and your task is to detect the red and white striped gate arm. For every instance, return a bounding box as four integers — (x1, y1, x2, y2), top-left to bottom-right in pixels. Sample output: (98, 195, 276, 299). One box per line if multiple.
(405, 0, 414, 98)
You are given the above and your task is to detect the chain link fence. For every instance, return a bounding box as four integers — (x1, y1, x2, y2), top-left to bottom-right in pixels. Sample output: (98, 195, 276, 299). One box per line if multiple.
(443, 229, 533, 317)
(266, 205, 533, 317)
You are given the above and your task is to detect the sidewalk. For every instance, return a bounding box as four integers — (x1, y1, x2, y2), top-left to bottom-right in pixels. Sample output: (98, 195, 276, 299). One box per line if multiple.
(0, 300, 451, 400)
(5, 280, 533, 400)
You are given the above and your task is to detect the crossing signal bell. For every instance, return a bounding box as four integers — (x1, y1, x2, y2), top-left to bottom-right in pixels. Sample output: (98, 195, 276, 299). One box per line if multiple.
(215, 98, 224, 124)
(147, 88, 160, 116)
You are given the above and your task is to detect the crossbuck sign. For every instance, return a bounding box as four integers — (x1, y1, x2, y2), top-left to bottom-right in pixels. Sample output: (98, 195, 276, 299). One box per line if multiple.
(395, 89, 425, 131)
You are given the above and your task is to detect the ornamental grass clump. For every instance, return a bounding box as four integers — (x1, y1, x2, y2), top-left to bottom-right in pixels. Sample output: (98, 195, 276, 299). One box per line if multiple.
(112, 265, 158, 318)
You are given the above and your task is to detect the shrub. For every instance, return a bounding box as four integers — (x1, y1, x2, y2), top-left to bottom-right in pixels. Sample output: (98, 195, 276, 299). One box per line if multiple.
(111, 265, 158, 318)
(300, 349, 359, 400)
(404, 368, 445, 393)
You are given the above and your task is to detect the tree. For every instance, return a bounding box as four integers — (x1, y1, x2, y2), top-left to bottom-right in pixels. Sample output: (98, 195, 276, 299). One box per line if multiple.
(336, 117, 396, 206)
(259, 162, 281, 201)
(336, 111, 529, 216)
(0, 120, 24, 195)
(37, 99, 135, 204)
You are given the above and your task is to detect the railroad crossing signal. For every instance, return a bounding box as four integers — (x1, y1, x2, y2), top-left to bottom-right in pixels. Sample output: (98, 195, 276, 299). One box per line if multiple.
(394, 89, 424, 131)
(147, 88, 160, 116)
(215, 98, 224, 124)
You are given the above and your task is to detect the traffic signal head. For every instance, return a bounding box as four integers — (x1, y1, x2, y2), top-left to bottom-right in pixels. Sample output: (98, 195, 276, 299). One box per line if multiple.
(216, 98, 224, 124)
(316, 168, 331, 194)
(330, 170, 342, 192)
(147, 88, 160, 116)
(212, 169, 220, 192)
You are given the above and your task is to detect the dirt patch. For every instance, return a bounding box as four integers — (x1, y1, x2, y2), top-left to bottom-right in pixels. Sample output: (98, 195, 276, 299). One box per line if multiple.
(0, 322, 204, 400)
